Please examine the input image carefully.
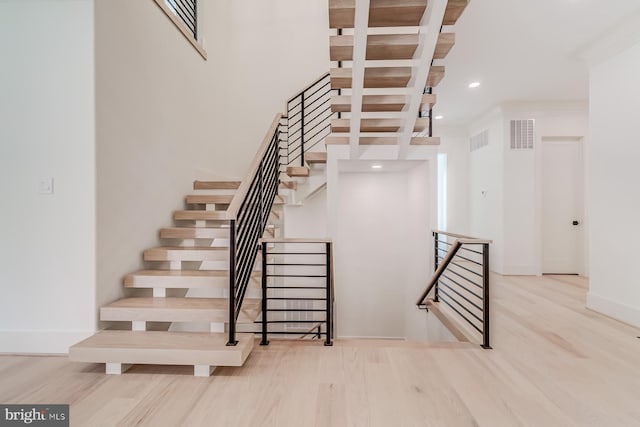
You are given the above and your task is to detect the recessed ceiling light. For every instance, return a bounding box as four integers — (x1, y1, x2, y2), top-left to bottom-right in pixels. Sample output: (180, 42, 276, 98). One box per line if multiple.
(371, 164, 382, 169)
(468, 81, 481, 88)
(434, 115, 444, 120)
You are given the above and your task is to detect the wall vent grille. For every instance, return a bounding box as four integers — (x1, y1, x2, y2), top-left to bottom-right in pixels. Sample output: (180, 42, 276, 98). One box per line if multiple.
(510, 119, 535, 150)
(470, 129, 489, 152)
(285, 299, 314, 330)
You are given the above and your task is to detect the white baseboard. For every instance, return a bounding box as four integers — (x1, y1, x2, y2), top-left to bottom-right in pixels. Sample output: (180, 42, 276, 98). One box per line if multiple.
(0, 330, 95, 355)
(586, 292, 640, 328)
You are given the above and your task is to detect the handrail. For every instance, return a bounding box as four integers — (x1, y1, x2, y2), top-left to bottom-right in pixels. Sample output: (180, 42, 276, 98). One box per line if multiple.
(226, 114, 282, 220)
(432, 230, 493, 243)
(419, 231, 492, 349)
(416, 240, 461, 305)
(286, 72, 331, 104)
(227, 114, 282, 346)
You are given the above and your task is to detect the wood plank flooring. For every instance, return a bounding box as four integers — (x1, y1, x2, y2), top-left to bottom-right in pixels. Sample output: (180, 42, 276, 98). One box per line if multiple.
(1, 274, 639, 426)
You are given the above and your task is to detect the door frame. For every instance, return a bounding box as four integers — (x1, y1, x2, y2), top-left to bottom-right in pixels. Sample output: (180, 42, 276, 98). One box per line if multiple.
(536, 136, 588, 276)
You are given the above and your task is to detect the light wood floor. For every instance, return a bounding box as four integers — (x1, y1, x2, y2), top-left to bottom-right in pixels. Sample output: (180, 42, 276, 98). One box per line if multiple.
(2, 274, 640, 426)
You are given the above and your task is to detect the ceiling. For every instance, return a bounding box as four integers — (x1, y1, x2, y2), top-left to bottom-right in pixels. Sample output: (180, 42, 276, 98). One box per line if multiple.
(433, 0, 640, 126)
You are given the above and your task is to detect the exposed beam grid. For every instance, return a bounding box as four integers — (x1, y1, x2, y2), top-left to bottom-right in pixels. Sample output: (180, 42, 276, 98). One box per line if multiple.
(348, 0, 370, 159)
(397, 0, 448, 159)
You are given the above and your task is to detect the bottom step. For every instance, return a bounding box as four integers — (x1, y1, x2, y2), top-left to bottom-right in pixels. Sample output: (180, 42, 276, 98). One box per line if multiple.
(69, 330, 254, 375)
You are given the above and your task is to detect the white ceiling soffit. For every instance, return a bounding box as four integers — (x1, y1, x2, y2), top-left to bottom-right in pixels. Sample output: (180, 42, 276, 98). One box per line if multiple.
(433, 0, 640, 127)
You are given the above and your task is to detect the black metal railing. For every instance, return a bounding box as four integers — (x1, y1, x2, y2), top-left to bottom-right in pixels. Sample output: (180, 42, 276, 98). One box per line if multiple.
(285, 73, 338, 166)
(259, 239, 334, 346)
(164, 0, 198, 39)
(226, 115, 282, 346)
(417, 231, 492, 349)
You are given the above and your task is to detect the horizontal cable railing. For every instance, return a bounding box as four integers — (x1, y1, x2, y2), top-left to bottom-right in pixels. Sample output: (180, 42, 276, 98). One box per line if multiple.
(259, 239, 334, 346)
(225, 114, 282, 346)
(417, 230, 492, 348)
(164, 0, 197, 39)
(285, 73, 338, 166)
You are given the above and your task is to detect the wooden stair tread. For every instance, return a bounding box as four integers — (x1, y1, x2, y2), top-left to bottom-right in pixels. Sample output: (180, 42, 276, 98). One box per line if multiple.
(331, 118, 429, 133)
(305, 152, 327, 164)
(331, 67, 413, 89)
(144, 246, 228, 262)
(426, 66, 445, 88)
(330, 34, 419, 61)
(443, 0, 470, 26)
(101, 297, 261, 323)
(329, 0, 428, 29)
(174, 210, 228, 221)
(331, 94, 436, 113)
(69, 330, 254, 367)
(185, 194, 233, 204)
(434, 33, 455, 60)
(326, 136, 440, 146)
(286, 166, 310, 177)
(160, 227, 229, 239)
(124, 269, 260, 289)
(193, 180, 241, 190)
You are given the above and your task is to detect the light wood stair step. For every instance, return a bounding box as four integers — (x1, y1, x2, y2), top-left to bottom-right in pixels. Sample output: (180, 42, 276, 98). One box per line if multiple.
(331, 94, 436, 113)
(124, 269, 259, 289)
(305, 152, 327, 165)
(279, 181, 298, 190)
(326, 136, 440, 146)
(144, 246, 228, 262)
(286, 166, 310, 177)
(330, 34, 418, 61)
(193, 180, 241, 190)
(185, 194, 233, 205)
(69, 330, 254, 369)
(100, 297, 261, 323)
(330, 33, 455, 62)
(331, 118, 429, 133)
(426, 66, 445, 88)
(174, 210, 228, 221)
(160, 227, 229, 240)
(329, 0, 428, 29)
(331, 67, 412, 89)
(443, 0, 470, 26)
(434, 33, 455, 60)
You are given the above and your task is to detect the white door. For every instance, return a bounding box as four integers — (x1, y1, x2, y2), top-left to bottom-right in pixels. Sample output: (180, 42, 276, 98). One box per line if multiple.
(542, 139, 584, 274)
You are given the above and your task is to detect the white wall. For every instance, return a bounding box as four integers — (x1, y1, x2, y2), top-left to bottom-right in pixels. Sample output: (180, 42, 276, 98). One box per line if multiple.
(502, 102, 588, 275)
(468, 109, 505, 273)
(587, 39, 640, 327)
(0, 0, 96, 353)
(95, 0, 330, 311)
(438, 126, 470, 234)
(466, 103, 588, 275)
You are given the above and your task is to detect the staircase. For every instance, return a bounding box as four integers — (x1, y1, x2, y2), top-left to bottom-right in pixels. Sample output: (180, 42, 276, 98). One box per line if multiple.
(70, 117, 284, 377)
(326, 0, 468, 156)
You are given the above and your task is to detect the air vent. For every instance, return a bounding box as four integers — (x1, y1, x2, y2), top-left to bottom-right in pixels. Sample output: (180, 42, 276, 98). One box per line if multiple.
(470, 129, 489, 152)
(510, 119, 535, 150)
(285, 299, 314, 330)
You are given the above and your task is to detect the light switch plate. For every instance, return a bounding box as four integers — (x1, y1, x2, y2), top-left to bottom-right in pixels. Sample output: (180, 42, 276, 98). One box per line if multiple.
(38, 177, 54, 195)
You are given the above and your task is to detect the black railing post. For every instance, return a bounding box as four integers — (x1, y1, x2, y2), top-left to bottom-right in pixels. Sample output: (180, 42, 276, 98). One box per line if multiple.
(260, 241, 269, 346)
(482, 243, 491, 349)
(433, 232, 440, 302)
(300, 93, 306, 166)
(227, 219, 238, 346)
(324, 242, 333, 346)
